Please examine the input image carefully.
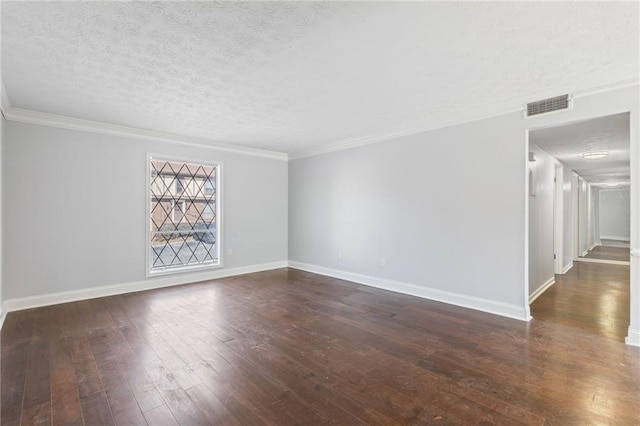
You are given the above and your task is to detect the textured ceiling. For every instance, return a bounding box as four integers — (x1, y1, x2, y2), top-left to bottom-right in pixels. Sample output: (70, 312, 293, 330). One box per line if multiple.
(530, 113, 630, 187)
(2, 1, 639, 155)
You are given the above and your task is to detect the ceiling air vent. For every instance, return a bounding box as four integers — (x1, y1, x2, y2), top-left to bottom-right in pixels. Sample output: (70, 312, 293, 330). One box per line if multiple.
(525, 94, 570, 117)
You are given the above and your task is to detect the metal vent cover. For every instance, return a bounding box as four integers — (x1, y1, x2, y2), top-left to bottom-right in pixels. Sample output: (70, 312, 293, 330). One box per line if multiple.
(526, 94, 570, 117)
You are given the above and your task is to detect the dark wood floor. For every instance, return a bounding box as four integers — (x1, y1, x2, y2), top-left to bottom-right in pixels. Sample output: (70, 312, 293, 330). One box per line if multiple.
(530, 261, 630, 343)
(2, 268, 639, 425)
(583, 245, 630, 262)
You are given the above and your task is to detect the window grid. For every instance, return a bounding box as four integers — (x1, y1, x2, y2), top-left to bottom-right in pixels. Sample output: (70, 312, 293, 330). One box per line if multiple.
(149, 158, 220, 273)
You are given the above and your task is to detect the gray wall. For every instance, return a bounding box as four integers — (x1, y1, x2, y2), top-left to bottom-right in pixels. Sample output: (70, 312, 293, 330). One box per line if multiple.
(289, 113, 526, 306)
(2, 121, 288, 299)
(600, 188, 630, 241)
(528, 143, 555, 296)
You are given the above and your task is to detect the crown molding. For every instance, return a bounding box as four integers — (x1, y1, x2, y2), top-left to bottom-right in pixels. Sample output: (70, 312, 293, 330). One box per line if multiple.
(289, 105, 522, 160)
(289, 79, 640, 160)
(3, 107, 289, 161)
(571, 79, 639, 99)
(2, 79, 637, 162)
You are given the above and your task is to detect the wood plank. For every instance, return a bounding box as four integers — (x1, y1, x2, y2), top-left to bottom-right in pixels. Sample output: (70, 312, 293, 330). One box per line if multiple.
(50, 337, 83, 426)
(143, 404, 178, 426)
(80, 391, 115, 426)
(21, 339, 52, 425)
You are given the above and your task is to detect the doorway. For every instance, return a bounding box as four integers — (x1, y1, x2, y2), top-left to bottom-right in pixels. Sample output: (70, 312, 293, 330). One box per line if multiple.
(527, 113, 631, 341)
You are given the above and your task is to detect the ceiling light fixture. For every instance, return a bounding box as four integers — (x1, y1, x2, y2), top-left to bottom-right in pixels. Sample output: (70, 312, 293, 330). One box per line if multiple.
(582, 151, 609, 159)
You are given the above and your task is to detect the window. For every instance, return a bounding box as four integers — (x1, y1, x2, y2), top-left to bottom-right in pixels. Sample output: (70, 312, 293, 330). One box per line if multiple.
(172, 200, 186, 223)
(175, 177, 184, 194)
(202, 202, 214, 220)
(148, 156, 221, 274)
(204, 178, 214, 196)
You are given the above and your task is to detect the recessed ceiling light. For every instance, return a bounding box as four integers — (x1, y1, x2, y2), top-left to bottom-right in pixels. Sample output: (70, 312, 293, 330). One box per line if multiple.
(582, 151, 609, 159)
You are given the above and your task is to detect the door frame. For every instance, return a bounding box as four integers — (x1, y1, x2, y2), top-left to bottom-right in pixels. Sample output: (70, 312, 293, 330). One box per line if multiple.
(523, 98, 638, 346)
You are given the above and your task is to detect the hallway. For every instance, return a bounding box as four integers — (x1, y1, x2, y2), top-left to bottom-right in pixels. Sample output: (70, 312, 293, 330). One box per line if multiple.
(583, 245, 630, 262)
(531, 262, 630, 342)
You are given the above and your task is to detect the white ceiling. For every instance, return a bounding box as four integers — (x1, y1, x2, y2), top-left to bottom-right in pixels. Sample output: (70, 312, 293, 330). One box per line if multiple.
(2, 2, 638, 156)
(530, 113, 630, 187)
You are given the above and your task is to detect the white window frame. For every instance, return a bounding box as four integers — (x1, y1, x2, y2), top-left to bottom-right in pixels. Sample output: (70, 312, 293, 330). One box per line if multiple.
(146, 153, 223, 276)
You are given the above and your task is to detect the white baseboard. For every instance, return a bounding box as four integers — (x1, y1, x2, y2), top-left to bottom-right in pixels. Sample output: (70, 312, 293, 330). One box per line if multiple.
(574, 258, 630, 266)
(600, 235, 631, 242)
(562, 262, 573, 274)
(529, 276, 555, 304)
(1, 261, 287, 316)
(626, 327, 640, 347)
(588, 243, 598, 251)
(581, 249, 589, 257)
(288, 261, 530, 322)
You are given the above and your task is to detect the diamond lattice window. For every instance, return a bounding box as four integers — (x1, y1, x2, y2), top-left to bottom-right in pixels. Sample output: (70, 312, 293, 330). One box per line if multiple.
(148, 157, 221, 273)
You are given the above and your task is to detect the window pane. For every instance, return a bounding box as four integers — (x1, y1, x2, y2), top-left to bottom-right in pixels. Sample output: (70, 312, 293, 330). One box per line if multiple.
(149, 158, 219, 272)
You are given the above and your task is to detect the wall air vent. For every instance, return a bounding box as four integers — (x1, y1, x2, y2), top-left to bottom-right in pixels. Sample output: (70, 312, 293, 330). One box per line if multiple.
(525, 94, 570, 117)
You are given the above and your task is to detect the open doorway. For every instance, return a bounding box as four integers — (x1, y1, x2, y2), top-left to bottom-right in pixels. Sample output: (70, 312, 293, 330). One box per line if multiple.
(527, 113, 631, 341)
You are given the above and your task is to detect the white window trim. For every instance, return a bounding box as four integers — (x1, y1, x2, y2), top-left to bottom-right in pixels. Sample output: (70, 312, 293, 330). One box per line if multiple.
(146, 153, 223, 277)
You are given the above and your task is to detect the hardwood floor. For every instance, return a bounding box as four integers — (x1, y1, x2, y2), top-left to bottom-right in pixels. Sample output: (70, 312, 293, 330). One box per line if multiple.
(583, 245, 630, 262)
(2, 268, 639, 425)
(530, 261, 630, 342)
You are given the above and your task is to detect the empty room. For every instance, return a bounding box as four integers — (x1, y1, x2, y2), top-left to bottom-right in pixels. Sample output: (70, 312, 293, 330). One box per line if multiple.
(1, 2, 639, 425)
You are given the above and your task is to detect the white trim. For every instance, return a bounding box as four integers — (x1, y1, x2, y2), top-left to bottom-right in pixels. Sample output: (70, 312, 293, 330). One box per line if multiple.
(553, 164, 564, 275)
(0, 310, 5, 332)
(562, 262, 574, 274)
(572, 79, 639, 100)
(529, 277, 555, 304)
(626, 327, 640, 347)
(1, 261, 287, 314)
(289, 107, 521, 160)
(524, 128, 532, 320)
(4, 82, 637, 163)
(581, 249, 589, 257)
(631, 249, 640, 257)
(3, 107, 288, 161)
(289, 80, 640, 160)
(288, 261, 530, 322)
(588, 243, 598, 251)
(575, 258, 630, 266)
(599, 235, 631, 242)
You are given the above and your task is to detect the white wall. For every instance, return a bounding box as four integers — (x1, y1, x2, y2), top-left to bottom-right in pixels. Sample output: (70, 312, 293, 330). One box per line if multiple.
(578, 177, 590, 256)
(528, 143, 555, 298)
(562, 165, 574, 271)
(600, 188, 630, 241)
(591, 186, 601, 247)
(2, 121, 288, 300)
(0, 74, 4, 320)
(290, 112, 528, 318)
